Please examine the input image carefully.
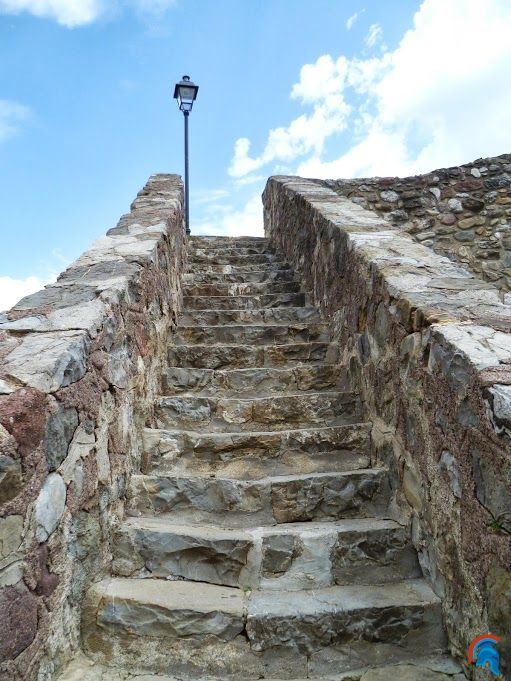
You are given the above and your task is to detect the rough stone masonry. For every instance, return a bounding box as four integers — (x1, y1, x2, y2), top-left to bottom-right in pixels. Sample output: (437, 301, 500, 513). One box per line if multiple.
(0, 155, 509, 681)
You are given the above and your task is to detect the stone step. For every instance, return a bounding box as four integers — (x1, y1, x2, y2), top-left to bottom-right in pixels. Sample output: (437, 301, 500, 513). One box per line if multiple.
(142, 423, 372, 479)
(162, 364, 342, 397)
(246, 579, 446, 655)
(168, 341, 338, 369)
(182, 268, 298, 284)
(172, 323, 329, 346)
(188, 252, 284, 266)
(183, 291, 307, 310)
(82, 578, 446, 677)
(189, 246, 275, 258)
(185, 261, 292, 274)
(154, 392, 362, 432)
(179, 306, 321, 326)
(57, 654, 468, 681)
(183, 280, 301, 297)
(188, 236, 269, 250)
(113, 516, 421, 590)
(126, 469, 390, 525)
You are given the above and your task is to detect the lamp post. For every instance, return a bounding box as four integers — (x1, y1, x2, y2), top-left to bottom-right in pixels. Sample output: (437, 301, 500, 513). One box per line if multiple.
(173, 75, 199, 236)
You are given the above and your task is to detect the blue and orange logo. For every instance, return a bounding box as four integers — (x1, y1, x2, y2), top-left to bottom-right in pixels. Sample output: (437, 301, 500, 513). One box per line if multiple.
(468, 633, 502, 677)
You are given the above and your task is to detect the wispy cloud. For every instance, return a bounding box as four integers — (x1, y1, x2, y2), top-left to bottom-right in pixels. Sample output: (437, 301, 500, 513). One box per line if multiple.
(0, 99, 30, 143)
(365, 23, 383, 48)
(346, 8, 365, 30)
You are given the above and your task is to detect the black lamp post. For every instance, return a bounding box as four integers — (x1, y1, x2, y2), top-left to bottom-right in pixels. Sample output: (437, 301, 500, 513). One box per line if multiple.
(173, 75, 199, 236)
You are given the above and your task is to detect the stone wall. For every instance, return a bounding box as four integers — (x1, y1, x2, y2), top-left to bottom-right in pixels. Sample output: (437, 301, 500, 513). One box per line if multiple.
(0, 175, 185, 681)
(325, 153, 511, 293)
(263, 176, 511, 677)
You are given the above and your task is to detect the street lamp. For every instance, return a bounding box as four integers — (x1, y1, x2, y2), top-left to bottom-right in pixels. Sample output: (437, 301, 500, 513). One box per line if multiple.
(173, 75, 199, 236)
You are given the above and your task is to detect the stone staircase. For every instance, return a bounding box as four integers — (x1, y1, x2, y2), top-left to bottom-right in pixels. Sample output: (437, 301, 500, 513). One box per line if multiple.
(73, 236, 466, 680)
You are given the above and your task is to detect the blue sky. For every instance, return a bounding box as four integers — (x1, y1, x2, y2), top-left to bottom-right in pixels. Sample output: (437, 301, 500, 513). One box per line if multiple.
(1, 0, 511, 310)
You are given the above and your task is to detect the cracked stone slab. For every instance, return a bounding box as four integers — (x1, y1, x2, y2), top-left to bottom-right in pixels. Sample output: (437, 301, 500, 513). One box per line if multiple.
(92, 578, 245, 641)
(180, 305, 320, 326)
(168, 341, 338, 369)
(173, 322, 329, 346)
(127, 469, 389, 525)
(3, 330, 89, 392)
(154, 391, 361, 432)
(183, 292, 307, 310)
(143, 423, 371, 479)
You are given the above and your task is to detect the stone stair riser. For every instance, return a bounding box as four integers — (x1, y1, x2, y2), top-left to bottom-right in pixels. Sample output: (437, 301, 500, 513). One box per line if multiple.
(113, 519, 421, 590)
(162, 365, 343, 396)
(183, 281, 301, 297)
(142, 424, 372, 478)
(126, 470, 390, 524)
(185, 262, 292, 274)
(154, 392, 362, 432)
(179, 306, 321, 326)
(188, 245, 272, 256)
(172, 324, 329, 346)
(188, 252, 284, 265)
(182, 269, 298, 284)
(183, 292, 307, 309)
(168, 342, 338, 369)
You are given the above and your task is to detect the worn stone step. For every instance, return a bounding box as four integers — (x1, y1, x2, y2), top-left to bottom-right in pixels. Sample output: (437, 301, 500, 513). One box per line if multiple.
(179, 306, 321, 326)
(182, 268, 298, 284)
(57, 654, 468, 680)
(113, 516, 420, 590)
(183, 280, 301, 297)
(127, 469, 390, 525)
(189, 246, 275, 258)
(246, 579, 446, 656)
(189, 235, 267, 248)
(168, 341, 338, 369)
(154, 392, 361, 432)
(185, 261, 292, 274)
(183, 292, 307, 310)
(172, 323, 329, 346)
(82, 578, 446, 677)
(162, 364, 342, 397)
(188, 251, 284, 265)
(142, 423, 371, 479)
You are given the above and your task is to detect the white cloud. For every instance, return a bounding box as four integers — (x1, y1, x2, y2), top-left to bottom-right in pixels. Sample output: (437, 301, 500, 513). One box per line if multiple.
(195, 193, 264, 237)
(229, 0, 511, 181)
(346, 8, 365, 30)
(229, 55, 351, 178)
(0, 0, 103, 27)
(0, 100, 30, 143)
(0, 276, 50, 312)
(364, 23, 383, 48)
(0, 0, 176, 27)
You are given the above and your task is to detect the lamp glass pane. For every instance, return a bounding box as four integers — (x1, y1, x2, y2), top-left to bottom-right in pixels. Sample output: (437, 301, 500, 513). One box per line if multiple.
(178, 86, 196, 103)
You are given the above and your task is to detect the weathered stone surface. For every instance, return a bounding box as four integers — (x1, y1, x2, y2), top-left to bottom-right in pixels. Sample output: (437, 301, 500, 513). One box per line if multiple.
(44, 402, 79, 470)
(93, 578, 245, 641)
(0, 581, 38, 660)
(263, 173, 509, 674)
(0, 515, 23, 562)
(154, 391, 361, 432)
(3, 330, 89, 393)
(183, 291, 306, 310)
(35, 472, 67, 542)
(246, 579, 445, 654)
(0, 453, 22, 503)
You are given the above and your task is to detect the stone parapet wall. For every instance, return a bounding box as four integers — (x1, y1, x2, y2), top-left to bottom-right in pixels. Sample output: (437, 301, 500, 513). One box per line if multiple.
(263, 176, 511, 675)
(325, 153, 511, 292)
(0, 175, 185, 681)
